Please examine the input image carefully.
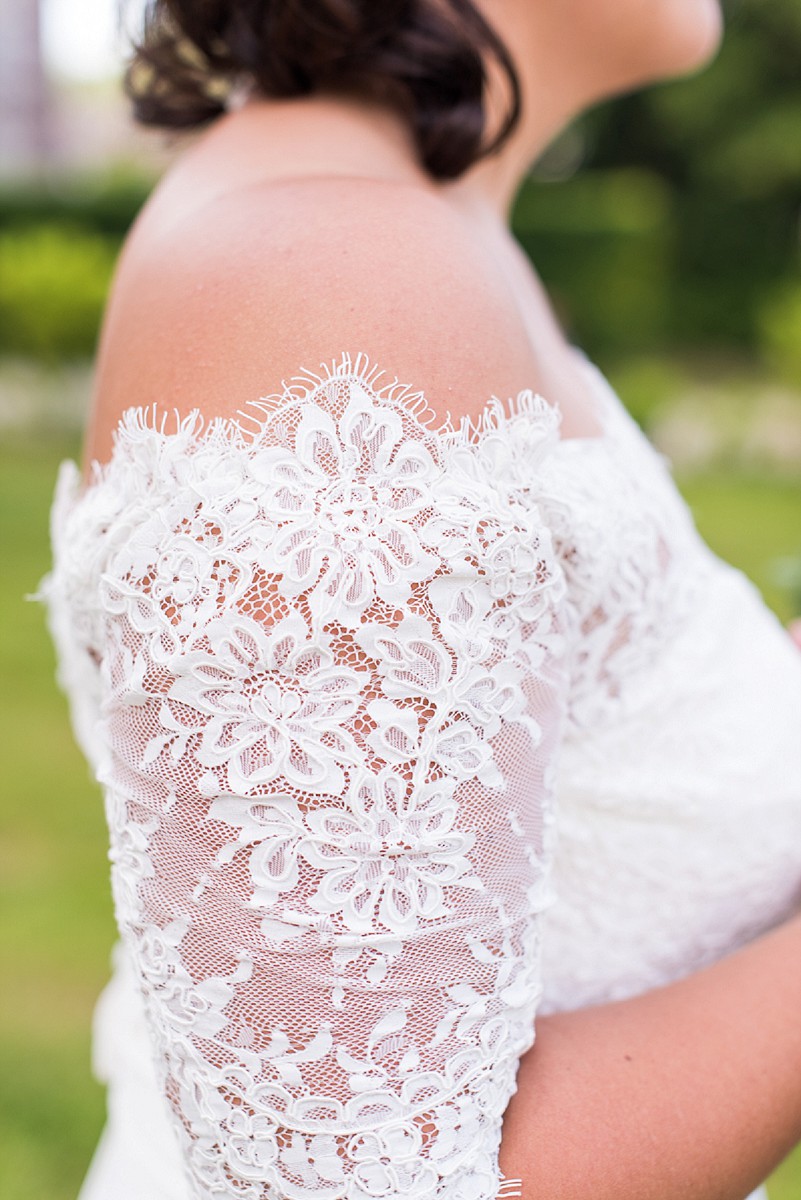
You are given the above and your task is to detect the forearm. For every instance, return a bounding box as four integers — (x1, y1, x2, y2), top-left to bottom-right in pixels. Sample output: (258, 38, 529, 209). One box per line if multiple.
(499, 911, 801, 1199)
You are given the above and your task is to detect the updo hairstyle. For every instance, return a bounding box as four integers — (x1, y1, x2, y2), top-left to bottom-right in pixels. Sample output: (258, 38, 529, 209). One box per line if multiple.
(122, 0, 522, 180)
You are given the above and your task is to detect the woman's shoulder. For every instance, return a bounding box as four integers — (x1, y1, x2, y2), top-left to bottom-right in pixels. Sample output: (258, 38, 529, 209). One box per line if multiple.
(83, 169, 540, 478)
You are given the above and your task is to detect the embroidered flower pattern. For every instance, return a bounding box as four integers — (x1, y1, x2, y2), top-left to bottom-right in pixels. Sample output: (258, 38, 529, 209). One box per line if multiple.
(39, 354, 572, 1200)
(168, 612, 367, 795)
(301, 771, 482, 935)
(250, 392, 442, 624)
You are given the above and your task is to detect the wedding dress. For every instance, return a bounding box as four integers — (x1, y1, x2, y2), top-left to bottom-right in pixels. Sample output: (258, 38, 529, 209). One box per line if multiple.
(35, 349, 800, 1200)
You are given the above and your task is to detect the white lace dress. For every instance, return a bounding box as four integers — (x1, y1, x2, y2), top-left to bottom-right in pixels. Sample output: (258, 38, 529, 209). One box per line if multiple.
(35, 349, 800, 1200)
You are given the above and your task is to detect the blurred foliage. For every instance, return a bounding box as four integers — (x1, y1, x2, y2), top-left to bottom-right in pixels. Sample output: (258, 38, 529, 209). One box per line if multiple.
(0, 1, 799, 375)
(758, 281, 801, 389)
(511, 0, 801, 367)
(0, 161, 153, 239)
(771, 548, 801, 612)
(0, 222, 117, 361)
(513, 170, 674, 356)
(0, 163, 153, 361)
(598, 354, 693, 434)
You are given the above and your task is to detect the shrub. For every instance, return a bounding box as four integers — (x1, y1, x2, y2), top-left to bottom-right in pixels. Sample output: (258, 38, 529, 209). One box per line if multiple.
(758, 281, 801, 390)
(512, 169, 673, 358)
(0, 163, 154, 239)
(602, 354, 691, 433)
(0, 222, 117, 362)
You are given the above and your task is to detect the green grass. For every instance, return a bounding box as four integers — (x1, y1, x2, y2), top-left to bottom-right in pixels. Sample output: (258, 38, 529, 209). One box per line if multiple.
(0, 434, 115, 1198)
(1, 435, 799, 1199)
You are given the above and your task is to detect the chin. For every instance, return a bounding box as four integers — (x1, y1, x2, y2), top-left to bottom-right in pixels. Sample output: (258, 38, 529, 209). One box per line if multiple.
(591, 0, 725, 96)
(643, 0, 724, 80)
(667, 0, 724, 72)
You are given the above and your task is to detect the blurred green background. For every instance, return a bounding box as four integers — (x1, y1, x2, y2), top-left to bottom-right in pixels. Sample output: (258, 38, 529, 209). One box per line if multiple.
(1, 0, 801, 1195)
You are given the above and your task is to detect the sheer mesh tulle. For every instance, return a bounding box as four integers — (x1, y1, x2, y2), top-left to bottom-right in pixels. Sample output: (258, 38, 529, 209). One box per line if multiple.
(34, 350, 801, 1199)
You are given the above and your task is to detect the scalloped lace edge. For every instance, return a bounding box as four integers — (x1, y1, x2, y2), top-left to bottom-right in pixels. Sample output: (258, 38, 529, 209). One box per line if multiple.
(74, 347, 607, 497)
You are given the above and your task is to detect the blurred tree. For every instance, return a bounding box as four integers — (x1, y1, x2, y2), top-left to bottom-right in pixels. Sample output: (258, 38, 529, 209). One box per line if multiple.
(578, 0, 801, 349)
(2, 0, 799, 369)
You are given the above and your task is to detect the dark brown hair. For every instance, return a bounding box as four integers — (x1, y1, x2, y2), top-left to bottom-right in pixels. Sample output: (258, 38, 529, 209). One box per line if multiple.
(121, 0, 522, 180)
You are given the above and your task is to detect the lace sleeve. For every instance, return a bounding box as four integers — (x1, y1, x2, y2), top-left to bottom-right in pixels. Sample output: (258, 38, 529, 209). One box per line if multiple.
(41, 354, 572, 1199)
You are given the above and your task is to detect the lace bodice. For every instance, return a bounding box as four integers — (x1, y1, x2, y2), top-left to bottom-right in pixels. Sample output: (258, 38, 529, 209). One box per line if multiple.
(35, 350, 801, 1200)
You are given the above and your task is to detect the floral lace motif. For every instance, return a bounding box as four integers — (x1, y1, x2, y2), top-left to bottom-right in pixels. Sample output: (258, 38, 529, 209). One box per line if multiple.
(34, 351, 801, 1200)
(39, 353, 575, 1198)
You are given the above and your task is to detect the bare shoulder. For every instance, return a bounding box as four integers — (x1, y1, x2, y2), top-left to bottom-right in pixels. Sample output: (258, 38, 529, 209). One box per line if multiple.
(83, 174, 538, 474)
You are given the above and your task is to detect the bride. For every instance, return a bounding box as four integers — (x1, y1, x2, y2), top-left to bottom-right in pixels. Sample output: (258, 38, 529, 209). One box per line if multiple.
(38, 0, 801, 1197)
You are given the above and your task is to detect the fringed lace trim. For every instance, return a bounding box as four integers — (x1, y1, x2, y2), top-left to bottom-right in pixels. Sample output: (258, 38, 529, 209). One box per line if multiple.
(238, 348, 561, 444)
(76, 348, 567, 497)
(496, 1174, 524, 1197)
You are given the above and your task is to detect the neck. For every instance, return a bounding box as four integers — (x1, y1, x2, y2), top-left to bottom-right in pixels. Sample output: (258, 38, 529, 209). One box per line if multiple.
(443, 0, 587, 225)
(235, 19, 582, 236)
(441, 100, 575, 229)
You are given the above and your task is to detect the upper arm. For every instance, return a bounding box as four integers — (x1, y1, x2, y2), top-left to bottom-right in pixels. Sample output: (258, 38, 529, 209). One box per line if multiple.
(60, 175, 574, 1199)
(84, 177, 541, 476)
(76, 348, 571, 1196)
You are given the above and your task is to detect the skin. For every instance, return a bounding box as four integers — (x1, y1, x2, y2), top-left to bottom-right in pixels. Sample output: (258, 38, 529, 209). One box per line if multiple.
(81, 4, 801, 1193)
(83, 0, 725, 470)
(448, 0, 724, 222)
(498, 912, 801, 1198)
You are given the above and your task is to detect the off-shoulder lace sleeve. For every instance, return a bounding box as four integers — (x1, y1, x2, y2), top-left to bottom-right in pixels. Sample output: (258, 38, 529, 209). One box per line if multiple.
(38, 353, 572, 1199)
